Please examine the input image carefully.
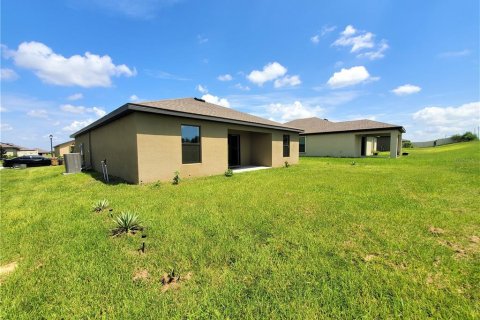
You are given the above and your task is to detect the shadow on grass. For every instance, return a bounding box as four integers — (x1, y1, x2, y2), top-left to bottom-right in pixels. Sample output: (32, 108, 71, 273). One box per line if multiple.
(83, 169, 131, 186)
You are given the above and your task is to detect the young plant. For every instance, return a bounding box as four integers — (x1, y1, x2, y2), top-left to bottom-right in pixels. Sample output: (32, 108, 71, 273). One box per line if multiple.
(172, 171, 180, 185)
(284, 161, 290, 168)
(111, 211, 143, 236)
(224, 168, 233, 177)
(92, 199, 109, 212)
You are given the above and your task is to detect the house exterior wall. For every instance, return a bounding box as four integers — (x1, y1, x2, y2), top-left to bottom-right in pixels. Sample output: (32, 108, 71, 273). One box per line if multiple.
(17, 150, 38, 156)
(302, 129, 401, 158)
(135, 112, 298, 183)
(74, 113, 139, 183)
(3, 147, 18, 157)
(54, 142, 74, 157)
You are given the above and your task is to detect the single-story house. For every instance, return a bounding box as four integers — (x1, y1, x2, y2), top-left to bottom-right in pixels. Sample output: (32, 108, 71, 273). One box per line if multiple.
(37, 149, 52, 157)
(54, 140, 75, 157)
(71, 97, 301, 183)
(284, 117, 405, 158)
(0, 142, 39, 157)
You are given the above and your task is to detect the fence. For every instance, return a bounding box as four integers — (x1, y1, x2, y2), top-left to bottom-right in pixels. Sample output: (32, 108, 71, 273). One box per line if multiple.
(411, 137, 455, 148)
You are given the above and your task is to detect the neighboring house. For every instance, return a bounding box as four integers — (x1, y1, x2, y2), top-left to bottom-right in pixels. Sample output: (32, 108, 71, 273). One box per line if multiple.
(54, 140, 75, 157)
(37, 149, 52, 157)
(284, 117, 405, 158)
(0, 142, 39, 157)
(71, 97, 301, 183)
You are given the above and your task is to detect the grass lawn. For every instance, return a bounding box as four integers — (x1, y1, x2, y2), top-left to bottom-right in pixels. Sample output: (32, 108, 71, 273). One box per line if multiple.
(1, 142, 479, 319)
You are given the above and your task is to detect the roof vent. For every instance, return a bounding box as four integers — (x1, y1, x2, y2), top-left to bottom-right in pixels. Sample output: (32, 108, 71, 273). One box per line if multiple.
(194, 97, 205, 103)
(323, 118, 329, 121)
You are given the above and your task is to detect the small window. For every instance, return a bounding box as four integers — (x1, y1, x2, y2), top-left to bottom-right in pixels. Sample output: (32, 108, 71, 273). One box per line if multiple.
(182, 125, 201, 164)
(283, 135, 290, 157)
(299, 136, 306, 153)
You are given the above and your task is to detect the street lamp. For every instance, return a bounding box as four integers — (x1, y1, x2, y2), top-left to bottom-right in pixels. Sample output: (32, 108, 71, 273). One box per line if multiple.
(49, 134, 53, 157)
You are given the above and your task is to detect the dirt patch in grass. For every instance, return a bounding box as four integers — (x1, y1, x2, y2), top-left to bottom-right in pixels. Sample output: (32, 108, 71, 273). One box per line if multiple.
(133, 269, 149, 282)
(470, 235, 479, 244)
(363, 254, 378, 262)
(429, 226, 445, 235)
(0, 261, 18, 283)
(161, 271, 192, 292)
(439, 240, 467, 258)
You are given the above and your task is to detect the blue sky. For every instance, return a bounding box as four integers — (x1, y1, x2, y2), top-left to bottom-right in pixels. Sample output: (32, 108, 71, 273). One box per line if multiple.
(1, 0, 479, 149)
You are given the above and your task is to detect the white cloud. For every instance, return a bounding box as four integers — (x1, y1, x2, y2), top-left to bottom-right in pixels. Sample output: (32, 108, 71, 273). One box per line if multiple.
(0, 68, 19, 81)
(438, 49, 471, 58)
(274, 75, 301, 88)
(60, 104, 107, 117)
(67, 93, 83, 101)
(412, 102, 480, 139)
(333, 25, 388, 59)
(392, 84, 422, 96)
(267, 101, 324, 122)
(4, 41, 136, 87)
(234, 83, 250, 91)
(197, 34, 208, 44)
(201, 94, 230, 108)
(217, 74, 233, 81)
(27, 109, 48, 118)
(196, 84, 208, 94)
(130, 94, 139, 101)
(311, 25, 337, 44)
(63, 119, 94, 132)
(0, 106, 6, 112)
(327, 66, 376, 88)
(247, 62, 287, 86)
(310, 35, 320, 44)
(357, 40, 389, 60)
(0, 123, 13, 131)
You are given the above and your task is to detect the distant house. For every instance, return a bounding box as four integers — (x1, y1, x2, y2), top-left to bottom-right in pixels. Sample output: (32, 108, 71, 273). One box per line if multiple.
(54, 140, 75, 157)
(284, 117, 405, 158)
(37, 149, 52, 157)
(71, 98, 301, 183)
(0, 142, 39, 157)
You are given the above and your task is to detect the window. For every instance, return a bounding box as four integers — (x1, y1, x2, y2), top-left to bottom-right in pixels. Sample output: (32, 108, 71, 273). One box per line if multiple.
(182, 125, 201, 164)
(299, 136, 306, 153)
(283, 135, 290, 157)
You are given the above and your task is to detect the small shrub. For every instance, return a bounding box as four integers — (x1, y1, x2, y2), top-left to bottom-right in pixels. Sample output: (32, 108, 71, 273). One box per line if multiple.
(351, 161, 356, 166)
(284, 161, 290, 168)
(151, 180, 161, 188)
(172, 171, 180, 185)
(112, 212, 143, 236)
(224, 168, 233, 177)
(92, 199, 109, 212)
(402, 140, 413, 148)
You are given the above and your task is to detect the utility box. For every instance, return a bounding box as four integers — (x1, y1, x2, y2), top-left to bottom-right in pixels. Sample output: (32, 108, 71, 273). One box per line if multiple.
(64, 153, 82, 174)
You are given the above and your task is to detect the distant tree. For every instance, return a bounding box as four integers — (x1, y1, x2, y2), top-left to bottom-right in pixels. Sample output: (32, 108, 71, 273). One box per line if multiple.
(0, 146, 6, 159)
(402, 140, 413, 148)
(451, 131, 478, 142)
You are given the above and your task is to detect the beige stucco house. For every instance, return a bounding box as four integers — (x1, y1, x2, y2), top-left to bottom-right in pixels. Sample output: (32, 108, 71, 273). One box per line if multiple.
(0, 142, 39, 157)
(71, 98, 301, 183)
(54, 140, 75, 157)
(285, 117, 405, 158)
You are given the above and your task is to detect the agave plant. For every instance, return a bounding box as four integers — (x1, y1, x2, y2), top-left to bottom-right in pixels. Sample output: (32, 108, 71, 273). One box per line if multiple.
(92, 199, 109, 212)
(112, 211, 143, 236)
(224, 168, 233, 177)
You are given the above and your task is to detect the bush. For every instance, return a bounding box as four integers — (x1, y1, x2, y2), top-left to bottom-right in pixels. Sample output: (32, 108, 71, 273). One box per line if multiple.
(92, 199, 109, 212)
(451, 131, 478, 142)
(112, 212, 143, 236)
(172, 171, 180, 185)
(284, 161, 290, 168)
(224, 168, 233, 177)
(402, 140, 413, 148)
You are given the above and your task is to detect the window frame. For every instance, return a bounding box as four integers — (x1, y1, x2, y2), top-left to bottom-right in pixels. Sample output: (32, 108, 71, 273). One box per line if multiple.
(299, 136, 306, 153)
(181, 124, 202, 164)
(283, 134, 290, 157)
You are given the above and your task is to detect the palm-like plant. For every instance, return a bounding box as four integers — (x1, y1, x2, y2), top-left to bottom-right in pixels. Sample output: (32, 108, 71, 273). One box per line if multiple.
(92, 199, 109, 212)
(112, 212, 143, 236)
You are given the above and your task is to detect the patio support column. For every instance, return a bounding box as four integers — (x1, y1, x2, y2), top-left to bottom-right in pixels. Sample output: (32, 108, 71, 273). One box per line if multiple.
(390, 131, 399, 158)
(397, 132, 402, 156)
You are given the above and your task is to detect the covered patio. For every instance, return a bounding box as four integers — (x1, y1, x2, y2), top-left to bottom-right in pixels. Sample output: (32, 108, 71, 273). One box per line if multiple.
(227, 129, 272, 168)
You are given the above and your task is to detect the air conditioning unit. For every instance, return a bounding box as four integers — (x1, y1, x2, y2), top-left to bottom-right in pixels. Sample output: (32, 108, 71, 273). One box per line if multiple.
(64, 153, 82, 174)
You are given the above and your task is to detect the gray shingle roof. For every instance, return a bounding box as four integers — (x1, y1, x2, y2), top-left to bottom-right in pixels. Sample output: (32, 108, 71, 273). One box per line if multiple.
(71, 97, 302, 137)
(285, 117, 405, 134)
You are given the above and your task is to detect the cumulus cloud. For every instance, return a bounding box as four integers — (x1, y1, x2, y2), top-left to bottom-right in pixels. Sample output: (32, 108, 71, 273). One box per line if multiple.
(247, 62, 287, 86)
(0, 123, 13, 131)
(201, 94, 230, 108)
(217, 74, 233, 81)
(267, 101, 324, 122)
(333, 25, 388, 60)
(327, 66, 376, 88)
(27, 109, 48, 118)
(196, 84, 208, 94)
(60, 104, 107, 117)
(4, 41, 136, 87)
(274, 75, 301, 88)
(0, 68, 19, 81)
(411, 102, 480, 140)
(67, 93, 83, 101)
(392, 84, 422, 96)
(63, 119, 95, 132)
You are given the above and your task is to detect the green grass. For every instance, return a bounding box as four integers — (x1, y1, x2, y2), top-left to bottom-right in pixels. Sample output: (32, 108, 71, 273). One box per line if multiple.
(1, 142, 479, 319)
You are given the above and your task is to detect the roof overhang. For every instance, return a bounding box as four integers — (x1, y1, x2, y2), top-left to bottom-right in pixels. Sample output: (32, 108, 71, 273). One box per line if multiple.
(301, 126, 406, 135)
(71, 103, 303, 138)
